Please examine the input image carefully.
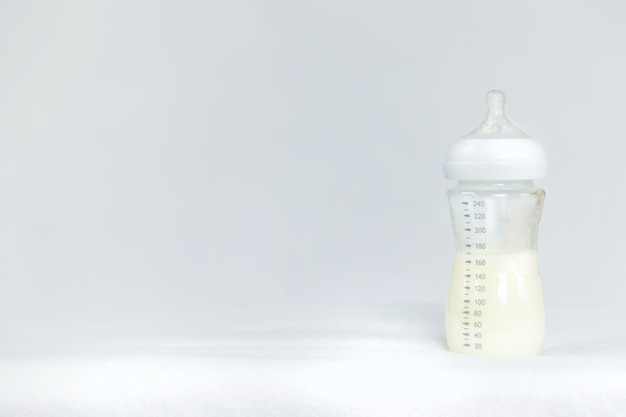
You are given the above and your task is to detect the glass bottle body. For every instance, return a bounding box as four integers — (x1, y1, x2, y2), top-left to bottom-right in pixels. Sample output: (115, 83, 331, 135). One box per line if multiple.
(446, 181, 545, 356)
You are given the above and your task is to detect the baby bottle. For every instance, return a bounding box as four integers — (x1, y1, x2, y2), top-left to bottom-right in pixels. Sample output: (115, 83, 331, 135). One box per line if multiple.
(443, 90, 548, 356)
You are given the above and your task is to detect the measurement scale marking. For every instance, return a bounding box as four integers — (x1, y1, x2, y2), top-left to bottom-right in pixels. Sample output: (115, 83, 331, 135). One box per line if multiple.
(461, 199, 483, 351)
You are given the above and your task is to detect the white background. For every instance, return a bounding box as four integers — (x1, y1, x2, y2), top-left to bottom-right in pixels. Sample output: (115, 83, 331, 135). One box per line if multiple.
(0, 0, 625, 334)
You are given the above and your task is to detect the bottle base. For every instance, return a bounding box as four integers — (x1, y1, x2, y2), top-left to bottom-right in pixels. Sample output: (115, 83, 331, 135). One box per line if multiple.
(446, 324, 545, 357)
(446, 344, 543, 357)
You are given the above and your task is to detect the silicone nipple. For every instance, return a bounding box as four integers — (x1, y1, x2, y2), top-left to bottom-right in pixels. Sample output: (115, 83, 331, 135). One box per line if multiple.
(463, 90, 530, 139)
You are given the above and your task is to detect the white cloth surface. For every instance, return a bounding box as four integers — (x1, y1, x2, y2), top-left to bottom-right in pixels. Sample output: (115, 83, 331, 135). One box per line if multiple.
(0, 304, 624, 416)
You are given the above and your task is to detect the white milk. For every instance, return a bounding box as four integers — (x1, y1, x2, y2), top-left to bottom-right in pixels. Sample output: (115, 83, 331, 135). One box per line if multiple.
(446, 251, 545, 356)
